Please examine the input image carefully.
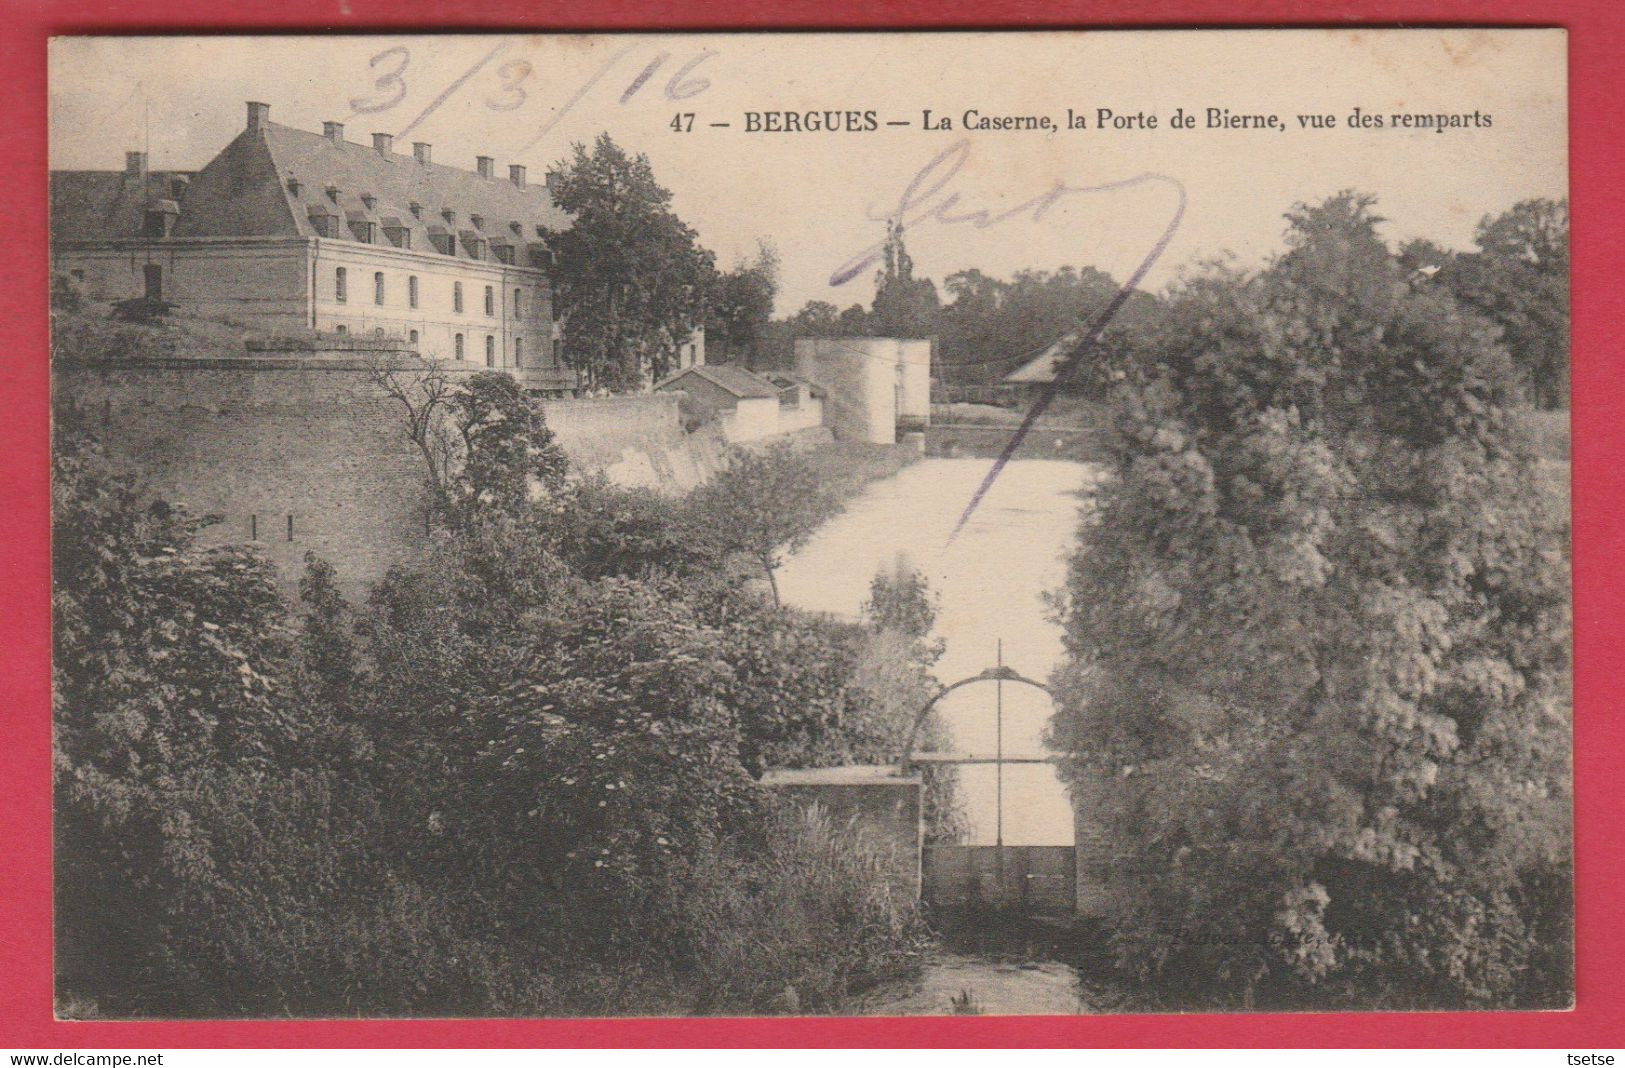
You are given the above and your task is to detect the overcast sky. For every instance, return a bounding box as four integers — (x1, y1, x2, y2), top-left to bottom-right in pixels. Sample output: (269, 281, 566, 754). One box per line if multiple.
(50, 30, 1566, 315)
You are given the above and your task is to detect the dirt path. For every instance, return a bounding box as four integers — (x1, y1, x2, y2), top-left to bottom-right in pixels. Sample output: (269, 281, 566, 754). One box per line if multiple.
(855, 952, 1092, 1016)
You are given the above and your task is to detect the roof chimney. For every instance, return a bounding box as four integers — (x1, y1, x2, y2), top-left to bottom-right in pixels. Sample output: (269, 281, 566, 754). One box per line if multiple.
(372, 132, 393, 155)
(246, 101, 270, 133)
(125, 151, 147, 177)
(322, 121, 345, 143)
(509, 164, 527, 188)
(413, 142, 431, 165)
(476, 155, 494, 179)
(544, 171, 560, 194)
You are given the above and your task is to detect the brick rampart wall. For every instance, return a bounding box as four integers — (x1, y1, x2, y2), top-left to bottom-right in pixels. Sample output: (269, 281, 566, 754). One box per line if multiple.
(54, 359, 717, 594)
(56, 359, 434, 595)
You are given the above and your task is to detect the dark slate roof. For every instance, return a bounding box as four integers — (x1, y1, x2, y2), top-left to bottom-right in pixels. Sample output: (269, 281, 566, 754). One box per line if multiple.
(763, 371, 827, 399)
(52, 120, 571, 260)
(655, 364, 781, 399)
(50, 170, 196, 243)
(251, 123, 569, 248)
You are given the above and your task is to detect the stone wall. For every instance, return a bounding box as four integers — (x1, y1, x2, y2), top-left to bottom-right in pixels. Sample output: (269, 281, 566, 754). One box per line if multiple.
(54, 358, 731, 595)
(55, 356, 434, 596)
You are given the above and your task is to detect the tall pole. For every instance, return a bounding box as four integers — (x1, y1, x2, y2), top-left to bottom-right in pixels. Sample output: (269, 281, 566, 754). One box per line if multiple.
(996, 638, 1005, 893)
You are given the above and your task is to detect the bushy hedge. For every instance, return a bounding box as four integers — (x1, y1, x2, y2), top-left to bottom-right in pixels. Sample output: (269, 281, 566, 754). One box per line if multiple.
(1049, 194, 1571, 1010)
(53, 395, 940, 1017)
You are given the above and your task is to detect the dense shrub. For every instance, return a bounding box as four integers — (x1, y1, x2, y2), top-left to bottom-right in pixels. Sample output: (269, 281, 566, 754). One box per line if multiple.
(676, 804, 931, 1014)
(52, 383, 936, 1016)
(1050, 193, 1571, 1009)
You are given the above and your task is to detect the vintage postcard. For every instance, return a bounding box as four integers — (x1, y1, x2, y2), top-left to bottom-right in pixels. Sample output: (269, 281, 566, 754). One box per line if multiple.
(46, 30, 1570, 1018)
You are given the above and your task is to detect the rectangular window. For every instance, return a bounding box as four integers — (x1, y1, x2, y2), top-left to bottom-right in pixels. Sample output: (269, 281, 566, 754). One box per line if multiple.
(336, 324, 348, 335)
(374, 272, 385, 306)
(553, 339, 563, 366)
(515, 337, 523, 367)
(514, 288, 523, 317)
(485, 335, 495, 367)
(286, 515, 295, 542)
(142, 263, 162, 301)
(455, 333, 464, 360)
(408, 275, 419, 309)
(335, 266, 347, 304)
(409, 329, 419, 346)
(250, 513, 258, 540)
(453, 282, 463, 313)
(484, 286, 494, 316)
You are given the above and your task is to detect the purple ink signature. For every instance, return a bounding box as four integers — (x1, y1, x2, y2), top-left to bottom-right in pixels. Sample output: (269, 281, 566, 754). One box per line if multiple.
(829, 139, 1187, 541)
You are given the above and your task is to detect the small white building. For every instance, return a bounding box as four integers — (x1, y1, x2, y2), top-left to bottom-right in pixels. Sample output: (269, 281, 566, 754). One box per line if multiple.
(793, 337, 932, 444)
(762, 372, 826, 435)
(653, 364, 783, 443)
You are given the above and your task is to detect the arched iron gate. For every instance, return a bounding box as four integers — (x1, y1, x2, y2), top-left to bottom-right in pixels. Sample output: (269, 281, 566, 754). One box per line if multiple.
(902, 645, 1076, 918)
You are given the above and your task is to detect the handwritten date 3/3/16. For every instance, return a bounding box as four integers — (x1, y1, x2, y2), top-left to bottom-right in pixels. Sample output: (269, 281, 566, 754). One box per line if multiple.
(346, 42, 718, 147)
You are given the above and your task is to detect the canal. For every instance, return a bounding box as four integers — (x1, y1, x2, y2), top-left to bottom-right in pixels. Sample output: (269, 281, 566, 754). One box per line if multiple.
(776, 456, 1101, 846)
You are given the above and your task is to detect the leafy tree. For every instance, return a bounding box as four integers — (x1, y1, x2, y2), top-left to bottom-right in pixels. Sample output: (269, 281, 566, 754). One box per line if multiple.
(52, 368, 939, 1017)
(1433, 199, 1570, 409)
(836, 303, 872, 334)
(707, 241, 780, 366)
(52, 430, 293, 1007)
(713, 599, 864, 775)
(687, 443, 843, 605)
(543, 134, 717, 390)
(447, 371, 569, 517)
(868, 220, 940, 338)
(1050, 192, 1571, 1008)
(370, 363, 568, 526)
(936, 265, 1146, 388)
(786, 300, 844, 336)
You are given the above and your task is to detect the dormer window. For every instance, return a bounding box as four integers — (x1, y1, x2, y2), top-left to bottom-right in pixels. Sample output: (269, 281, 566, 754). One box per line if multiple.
(347, 213, 376, 243)
(142, 210, 174, 238)
(308, 204, 339, 238)
(493, 243, 515, 265)
(441, 208, 456, 224)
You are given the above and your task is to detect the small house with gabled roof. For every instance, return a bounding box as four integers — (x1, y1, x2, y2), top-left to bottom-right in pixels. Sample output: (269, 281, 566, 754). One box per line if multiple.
(653, 364, 785, 442)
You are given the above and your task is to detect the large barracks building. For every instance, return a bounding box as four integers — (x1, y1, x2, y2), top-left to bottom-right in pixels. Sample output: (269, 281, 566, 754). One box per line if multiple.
(47, 100, 661, 394)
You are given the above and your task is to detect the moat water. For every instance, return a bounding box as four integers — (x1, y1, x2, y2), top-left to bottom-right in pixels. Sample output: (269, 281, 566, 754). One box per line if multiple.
(778, 456, 1101, 845)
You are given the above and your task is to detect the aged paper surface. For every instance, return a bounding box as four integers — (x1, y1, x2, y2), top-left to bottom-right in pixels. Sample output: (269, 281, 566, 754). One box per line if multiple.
(49, 30, 1569, 1017)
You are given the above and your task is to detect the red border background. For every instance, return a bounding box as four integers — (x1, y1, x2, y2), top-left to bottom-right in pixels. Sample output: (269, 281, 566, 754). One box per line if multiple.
(2, 0, 1619, 1049)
